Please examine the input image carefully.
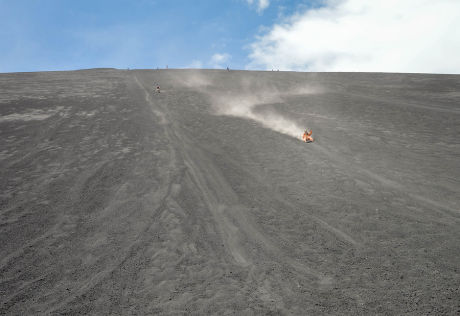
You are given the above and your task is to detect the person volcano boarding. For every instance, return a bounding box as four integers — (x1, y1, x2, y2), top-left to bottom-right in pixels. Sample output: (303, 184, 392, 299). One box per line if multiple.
(302, 129, 314, 143)
(156, 86, 161, 93)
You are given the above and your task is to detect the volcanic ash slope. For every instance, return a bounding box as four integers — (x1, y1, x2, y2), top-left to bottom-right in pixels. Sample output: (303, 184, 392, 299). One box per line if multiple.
(1, 69, 459, 315)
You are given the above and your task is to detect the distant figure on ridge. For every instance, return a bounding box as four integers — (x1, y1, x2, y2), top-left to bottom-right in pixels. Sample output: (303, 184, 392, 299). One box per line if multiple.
(156, 86, 161, 93)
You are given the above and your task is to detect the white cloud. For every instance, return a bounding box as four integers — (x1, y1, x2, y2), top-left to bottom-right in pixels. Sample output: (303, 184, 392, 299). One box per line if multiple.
(246, 0, 270, 13)
(257, 0, 270, 12)
(248, 0, 460, 73)
(210, 53, 231, 68)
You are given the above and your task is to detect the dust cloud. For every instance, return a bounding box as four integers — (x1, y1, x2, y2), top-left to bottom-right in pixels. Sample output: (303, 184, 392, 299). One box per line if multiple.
(171, 71, 320, 140)
(170, 70, 212, 88)
(211, 92, 305, 139)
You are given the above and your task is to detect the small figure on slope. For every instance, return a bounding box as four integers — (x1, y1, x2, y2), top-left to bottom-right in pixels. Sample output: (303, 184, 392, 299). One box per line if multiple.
(302, 129, 314, 143)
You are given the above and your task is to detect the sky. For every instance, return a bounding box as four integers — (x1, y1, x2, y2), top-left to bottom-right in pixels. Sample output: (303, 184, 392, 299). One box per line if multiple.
(1, 0, 459, 73)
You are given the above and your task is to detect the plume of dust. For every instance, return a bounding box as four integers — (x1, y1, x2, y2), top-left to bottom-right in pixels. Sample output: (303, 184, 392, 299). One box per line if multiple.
(168, 70, 212, 88)
(211, 93, 305, 140)
(172, 71, 320, 140)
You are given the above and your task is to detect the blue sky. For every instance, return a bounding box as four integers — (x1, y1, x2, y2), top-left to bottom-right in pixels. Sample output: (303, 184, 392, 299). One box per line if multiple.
(2, 0, 459, 73)
(0, 0, 321, 72)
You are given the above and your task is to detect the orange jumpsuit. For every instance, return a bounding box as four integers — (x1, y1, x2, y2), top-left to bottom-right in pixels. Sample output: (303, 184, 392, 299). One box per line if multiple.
(302, 130, 314, 142)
